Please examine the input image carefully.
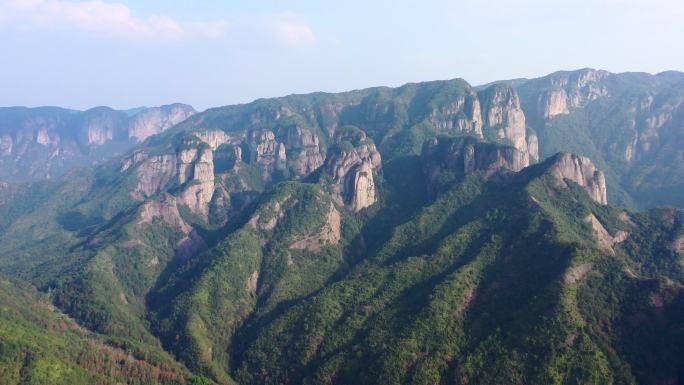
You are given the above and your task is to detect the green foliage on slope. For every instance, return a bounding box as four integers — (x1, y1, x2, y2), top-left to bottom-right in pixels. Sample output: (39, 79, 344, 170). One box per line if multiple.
(0, 277, 200, 385)
(1, 70, 684, 385)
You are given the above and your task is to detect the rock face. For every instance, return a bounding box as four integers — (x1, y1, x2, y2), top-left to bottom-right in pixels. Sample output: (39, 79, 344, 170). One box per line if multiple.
(463, 143, 529, 176)
(539, 90, 570, 119)
(137, 194, 206, 258)
(284, 125, 325, 177)
(422, 136, 530, 199)
(549, 153, 608, 204)
(77, 107, 127, 146)
(585, 213, 629, 251)
(626, 95, 684, 162)
(527, 133, 539, 160)
(348, 160, 376, 211)
(423, 136, 529, 186)
(247, 130, 283, 170)
(131, 141, 218, 220)
(178, 147, 216, 219)
(289, 203, 341, 252)
(430, 91, 483, 137)
(128, 104, 196, 142)
(193, 130, 238, 150)
(480, 85, 528, 155)
(531, 69, 610, 119)
(325, 130, 382, 211)
(478, 84, 541, 162)
(0, 135, 13, 155)
(133, 154, 178, 200)
(0, 104, 194, 181)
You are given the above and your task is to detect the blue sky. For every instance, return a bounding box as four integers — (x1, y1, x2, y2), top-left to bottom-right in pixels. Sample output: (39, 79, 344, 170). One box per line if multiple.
(1, 0, 683, 111)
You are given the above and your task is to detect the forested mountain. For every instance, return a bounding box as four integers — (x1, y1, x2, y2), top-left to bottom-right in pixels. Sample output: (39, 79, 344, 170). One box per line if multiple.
(0, 69, 683, 385)
(0, 103, 195, 181)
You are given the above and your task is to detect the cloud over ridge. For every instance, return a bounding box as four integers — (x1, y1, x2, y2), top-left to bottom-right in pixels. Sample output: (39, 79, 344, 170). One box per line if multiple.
(0, 0, 228, 40)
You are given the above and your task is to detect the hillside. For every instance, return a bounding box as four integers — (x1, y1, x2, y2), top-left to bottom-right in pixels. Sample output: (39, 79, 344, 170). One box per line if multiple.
(0, 69, 682, 384)
(0, 277, 213, 385)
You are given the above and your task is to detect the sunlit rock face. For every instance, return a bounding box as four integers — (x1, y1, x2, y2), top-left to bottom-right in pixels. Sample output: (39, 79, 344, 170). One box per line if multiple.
(128, 104, 196, 142)
(549, 152, 607, 204)
(324, 129, 382, 211)
(479, 84, 532, 159)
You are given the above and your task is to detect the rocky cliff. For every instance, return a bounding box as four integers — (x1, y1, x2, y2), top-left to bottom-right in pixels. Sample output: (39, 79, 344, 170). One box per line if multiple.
(429, 89, 484, 137)
(324, 129, 382, 211)
(525, 69, 610, 120)
(4, 68, 684, 385)
(548, 152, 608, 204)
(481, 84, 541, 161)
(128, 104, 196, 142)
(423, 136, 528, 179)
(0, 104, 195, 181)
(479, 84, 530, 157)
(514, 68, 684, 207)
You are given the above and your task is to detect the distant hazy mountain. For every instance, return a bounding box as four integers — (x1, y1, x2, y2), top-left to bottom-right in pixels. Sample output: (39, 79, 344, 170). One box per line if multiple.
(0, 103, 196, 181)
(0, 69, 683, 385)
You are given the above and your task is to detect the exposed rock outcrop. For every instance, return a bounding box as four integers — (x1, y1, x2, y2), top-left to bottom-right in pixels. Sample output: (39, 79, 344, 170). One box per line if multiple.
(77, 107, 126, 146)
(137, 194, 206, 259)
(133, 154, 178, 200)
(527, 133, 539, 161)
(627, 96, 684, 161)
(247, 130, 285, 171)
(463, 143, 529, 176)
(324, 130, 382, 211)
(585, 213, 629, 251)
(193, 130, 238, 150)
(128, 135, 219, 219)
(291, 146, 325, 176)
(0, 104, 194, 181)
(289, 203, 341, 252)
(246, 271, 259, 294)
(430, 92, 483, 137)
(128, 104, 196, 142)
(549, 153, 608, 204)
(248, 194, 291, 231)
(283, 125, 325, 177)
(348, 160, 376, 211)
(672, 236, 684, 261)
(0, 135, 12, 155)
(535, 69, 610, 119)
(480, 85, 529, 156)
(539, 89, 570, 119)
(422, 136, 529, 188)
(178, 147, 216, 219)
(120, 150, 149, 172)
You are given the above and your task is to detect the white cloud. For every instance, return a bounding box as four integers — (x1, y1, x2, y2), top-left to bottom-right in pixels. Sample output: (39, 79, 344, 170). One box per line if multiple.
(270, 14, 315, 47)
(0, 0, 228, 40)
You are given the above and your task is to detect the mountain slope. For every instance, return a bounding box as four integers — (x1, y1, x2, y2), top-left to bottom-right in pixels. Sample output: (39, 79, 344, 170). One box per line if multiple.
(223, 143, 683, 385)
(515, 68, 684, 208)
(0, 277, 208, 385)
(0, 69, 683, 384)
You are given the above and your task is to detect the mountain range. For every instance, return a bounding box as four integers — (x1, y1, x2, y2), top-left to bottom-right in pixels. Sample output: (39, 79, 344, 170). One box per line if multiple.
(0, 68, 683, 385)
(0, 103, 196, 181)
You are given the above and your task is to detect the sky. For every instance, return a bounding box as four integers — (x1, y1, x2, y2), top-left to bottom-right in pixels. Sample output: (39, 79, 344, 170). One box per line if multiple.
(1, 0, 683, 111)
